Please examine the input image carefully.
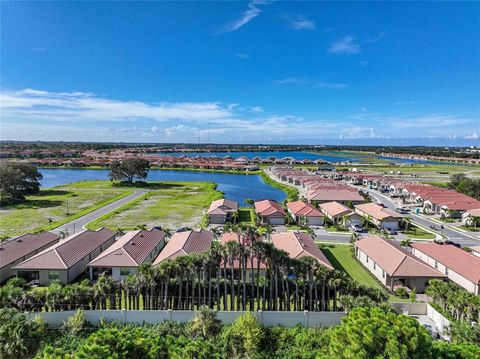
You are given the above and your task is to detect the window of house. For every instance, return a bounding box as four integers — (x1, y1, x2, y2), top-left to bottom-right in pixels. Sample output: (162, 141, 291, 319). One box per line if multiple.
(382, 270, 385, 278)
(434, 261, 438, 269)
(120, 268, 131, 276)
(366, 256, 369, 263)
(48, 271, 60, 280)
(445, 267, 449, 275)
(373, 262, 376, 270)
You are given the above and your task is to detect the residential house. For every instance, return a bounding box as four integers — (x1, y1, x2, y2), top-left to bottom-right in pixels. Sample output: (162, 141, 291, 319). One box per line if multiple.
(0, 232, 60, 283)
(286, 201, 324, 226)
(355, 235, 445, 292)
(88, 229, 166, 280)
(461, 208, 480, 227)
(271, 232, 333, 270)
(318, 201, 363, 226)
(307, 189, 365, 206)
(220, 232, 266, 278)
(471, 246, 480, 258)
(152, 229, 213, 265)
(254, 199, 286, 225)
(13, 228, 116, 285)
(355, 203, 403, 230)
(411, 243, 480, 295)
(207, 199, 239, 224)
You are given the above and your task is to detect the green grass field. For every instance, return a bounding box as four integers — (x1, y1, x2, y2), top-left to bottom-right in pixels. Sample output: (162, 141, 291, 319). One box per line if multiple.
(87, 181, 222, 231)
(237, 208, 255, 225)
(403, 225, 436, 239)
(320, 244, 384, 290)
(0, 181, 133, 238)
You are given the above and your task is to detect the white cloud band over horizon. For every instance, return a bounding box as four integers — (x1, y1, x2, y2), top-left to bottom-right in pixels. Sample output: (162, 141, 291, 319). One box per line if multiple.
(1, 88, 478, 144)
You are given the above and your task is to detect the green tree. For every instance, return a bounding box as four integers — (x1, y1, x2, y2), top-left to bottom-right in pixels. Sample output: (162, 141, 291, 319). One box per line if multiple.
(0, 163, 43, 205)
(188, 307, 222, 339)
(222, 312, 265, 359)
(328, 307, 433, 359)
(0, 307, 45, 359)
(109, 158, 150, 184)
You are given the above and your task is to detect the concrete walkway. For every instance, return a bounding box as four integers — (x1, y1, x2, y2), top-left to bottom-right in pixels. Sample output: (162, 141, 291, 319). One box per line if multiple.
(52, 190, 147, 235)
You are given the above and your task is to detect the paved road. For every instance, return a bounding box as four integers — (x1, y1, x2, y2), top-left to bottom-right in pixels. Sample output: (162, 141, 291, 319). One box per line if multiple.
(363, 188, 480, 248)
(52, 190, 147, 235)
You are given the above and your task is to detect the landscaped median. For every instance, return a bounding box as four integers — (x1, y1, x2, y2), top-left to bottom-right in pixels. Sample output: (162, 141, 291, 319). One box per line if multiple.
(86, 181, 222, 231)
(0, 181, 134, 239)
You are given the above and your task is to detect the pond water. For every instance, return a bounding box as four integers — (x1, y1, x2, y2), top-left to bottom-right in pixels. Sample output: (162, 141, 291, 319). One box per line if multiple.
(39, 169, 286, 204)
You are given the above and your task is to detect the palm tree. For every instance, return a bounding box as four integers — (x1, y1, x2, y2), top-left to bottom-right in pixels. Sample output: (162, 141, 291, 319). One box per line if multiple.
(231, 211, 239, 224)
(401, 217, 412, 233)
(225, 240, 240, 310)
(264, 224, 275, 241)
(400, 238, 412, 249)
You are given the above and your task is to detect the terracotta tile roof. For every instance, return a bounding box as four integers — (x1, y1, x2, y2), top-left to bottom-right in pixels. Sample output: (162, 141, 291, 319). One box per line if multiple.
(207, 199, 239, 215)
(13, 228, 116, 270)
(355, 203, 403, 221)
(411, 242, 480, 284)
(355, 236, 445, 278)
(152, 229, 213, 265)
(254, 199, 286, 217)
(271, 232, 333, 270)
(319, 201, 352, 218)
(0, 232, 60, 268)
(88, 229, 165, 268)
(287, 201, 323, 217)
(466, 209, 480, 217)
(307, 189, 364, 202)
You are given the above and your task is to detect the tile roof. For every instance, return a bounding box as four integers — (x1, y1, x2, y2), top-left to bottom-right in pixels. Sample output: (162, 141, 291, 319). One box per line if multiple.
(0, 232, 60, 268)
(271, 232, 333, 270)
(287, 201, 323, 217)
(465, 208, 480, 217)
(13, 228, 116, 270)
(88, 229, 165, 268)
(207, 199, 239, 215)
(411, 242, 480, 284)
(355, 203, 403, 221)
(254, 199, 286, 217)
(318, 201, 352, 218)
(355, 235, 445, 278)
(307, 189, 364, 202)
(152, 229, 213, 265)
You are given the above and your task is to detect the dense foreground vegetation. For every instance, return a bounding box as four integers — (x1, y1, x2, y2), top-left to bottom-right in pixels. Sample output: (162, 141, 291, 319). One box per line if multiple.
(1, 306, 479, 359)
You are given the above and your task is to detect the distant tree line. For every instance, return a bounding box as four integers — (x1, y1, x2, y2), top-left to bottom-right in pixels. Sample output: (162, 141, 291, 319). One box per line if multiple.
(448, 174, 480, 200)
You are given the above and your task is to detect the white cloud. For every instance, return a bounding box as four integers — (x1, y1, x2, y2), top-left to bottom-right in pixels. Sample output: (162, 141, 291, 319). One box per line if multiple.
(465, 132, 479, 139)
(328, 36, 361, 54)
(275, 77, 347, 89)
(221, 1, 268, 33)
(286, 15, 316, 31)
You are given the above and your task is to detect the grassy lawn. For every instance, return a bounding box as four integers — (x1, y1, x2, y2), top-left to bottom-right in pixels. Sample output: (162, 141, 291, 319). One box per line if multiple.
(0, 181, 133, 239)
(259, 171, 298, 201)
(320, 244, 384, 290)
(237, 208, 255, 226)
(324, 225, 350, 233)
(459, 225, 480, 232)
(403, 225, 435, 239)
(87, 181, 222, 231)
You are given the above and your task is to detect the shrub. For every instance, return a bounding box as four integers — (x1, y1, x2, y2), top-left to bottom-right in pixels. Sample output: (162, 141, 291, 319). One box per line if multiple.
(394, 287, 409, 298)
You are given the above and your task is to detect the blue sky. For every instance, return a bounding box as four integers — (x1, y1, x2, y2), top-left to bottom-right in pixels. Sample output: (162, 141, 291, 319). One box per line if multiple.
(1, 1, 479, 145)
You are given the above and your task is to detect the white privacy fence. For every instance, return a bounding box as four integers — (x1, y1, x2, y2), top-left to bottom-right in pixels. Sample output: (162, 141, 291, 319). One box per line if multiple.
(26, 310, 345, 328)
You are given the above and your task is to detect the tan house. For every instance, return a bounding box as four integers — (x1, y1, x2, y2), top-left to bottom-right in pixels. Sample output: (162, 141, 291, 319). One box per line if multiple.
(411, 243, 480, 295)
(318, 201, 363, 226)
(88, 229, 166, 280)
(461, 208, 480, 227)
(307, 189, 365, 206)
(207, 199, 239, 224)
(152, 229, 213, 265)
(286, 201, 324, 226)
(355, 235, 445, 292)
(13, 228, 116, 285)
(355, 203, 403, 230)
(271, 232, 333, 270)
(254, 199, 286, 225)
(0, 232, 60, 283)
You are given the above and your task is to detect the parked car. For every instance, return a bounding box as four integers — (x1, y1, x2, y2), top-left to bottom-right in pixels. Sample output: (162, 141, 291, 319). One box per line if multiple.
(385, 228, 397, 235)
(380, 189, 390, 193)
(350, 224, 366, 233)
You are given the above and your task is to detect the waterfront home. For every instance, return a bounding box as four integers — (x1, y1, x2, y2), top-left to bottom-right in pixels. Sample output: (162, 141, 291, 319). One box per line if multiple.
(0, 232, 60, 283)
(307, 189, 365, 206)
(355, 236, 445, 292)
(318, 201, 363, 226)
(254, 199, 286, 225)
(461, 208, 480, 226)
(355, 203, 403, 230)
(152, 229, 213, 265)
(271, 232, 333, 269)
(286, 201, 324, 226)
(88, 229, 166, 280)
(411, 242, 480, 295)
(207, 199, 239, 224)
(13, 228, 116, 285)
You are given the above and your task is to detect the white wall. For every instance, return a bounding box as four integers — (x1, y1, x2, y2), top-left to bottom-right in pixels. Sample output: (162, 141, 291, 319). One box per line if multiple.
(355, 247, 388, 287)
(427, 303, 451, 334)
(27, 310, 345, 328)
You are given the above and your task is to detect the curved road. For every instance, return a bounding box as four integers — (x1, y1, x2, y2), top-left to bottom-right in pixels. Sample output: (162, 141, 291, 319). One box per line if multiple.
(52, 190, 147, 235)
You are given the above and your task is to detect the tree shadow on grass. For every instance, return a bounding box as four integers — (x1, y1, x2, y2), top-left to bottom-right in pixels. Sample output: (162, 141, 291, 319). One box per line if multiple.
(321, 247, 348, 275)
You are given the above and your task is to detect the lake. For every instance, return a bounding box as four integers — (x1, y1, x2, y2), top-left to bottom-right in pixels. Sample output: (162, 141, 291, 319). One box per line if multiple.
(39, 169, 286, 204)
